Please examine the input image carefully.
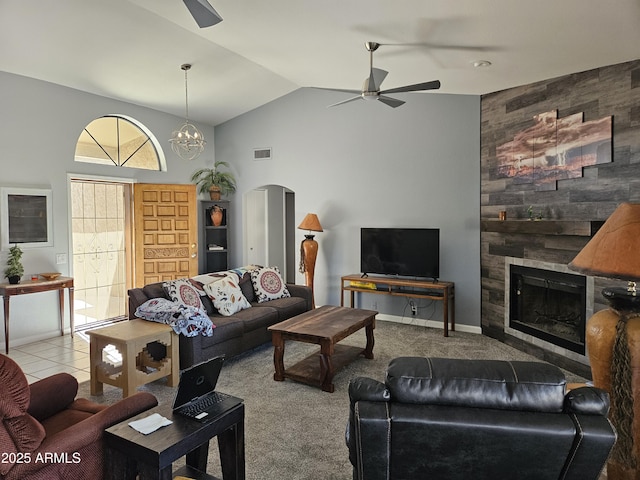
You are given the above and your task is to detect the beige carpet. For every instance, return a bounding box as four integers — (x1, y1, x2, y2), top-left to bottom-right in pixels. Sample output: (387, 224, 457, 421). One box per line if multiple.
(78, 320, 592, 480)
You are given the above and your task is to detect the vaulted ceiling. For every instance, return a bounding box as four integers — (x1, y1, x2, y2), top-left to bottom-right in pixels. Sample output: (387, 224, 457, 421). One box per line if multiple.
(2, 0, 639, 126)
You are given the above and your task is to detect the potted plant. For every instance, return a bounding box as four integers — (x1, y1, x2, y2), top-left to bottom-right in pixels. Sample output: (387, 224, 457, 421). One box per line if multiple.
(191, 160, 237, 200)
(4, 244, 24, 284)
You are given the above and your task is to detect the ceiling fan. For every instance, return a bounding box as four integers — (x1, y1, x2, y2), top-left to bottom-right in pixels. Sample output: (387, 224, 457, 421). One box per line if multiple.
(315, 42, 441, 108)
(183, 0, 223, 28)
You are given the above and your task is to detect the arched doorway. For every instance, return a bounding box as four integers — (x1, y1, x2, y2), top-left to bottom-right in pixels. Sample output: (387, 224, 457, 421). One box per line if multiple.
(243, 185, 295, 282)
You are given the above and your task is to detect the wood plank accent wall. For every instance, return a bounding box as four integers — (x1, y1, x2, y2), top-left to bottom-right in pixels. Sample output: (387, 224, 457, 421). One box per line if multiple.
(480, 59, 640, 373)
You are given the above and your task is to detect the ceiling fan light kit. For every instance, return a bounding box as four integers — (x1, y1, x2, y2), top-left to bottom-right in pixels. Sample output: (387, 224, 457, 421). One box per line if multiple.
(316, 41, 441, 108)
(169, 64, 206, 161)
(183, 0, 223, 28)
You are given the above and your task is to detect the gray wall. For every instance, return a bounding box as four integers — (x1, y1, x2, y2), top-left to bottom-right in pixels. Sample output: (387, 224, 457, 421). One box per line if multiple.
(0, 71, 216, 346)
(0, 70, 481, 348)
(215, 88, 482, 329)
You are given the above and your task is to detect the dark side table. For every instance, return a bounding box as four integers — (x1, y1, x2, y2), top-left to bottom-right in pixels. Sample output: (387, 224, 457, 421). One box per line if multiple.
(103, 402, 245, 480)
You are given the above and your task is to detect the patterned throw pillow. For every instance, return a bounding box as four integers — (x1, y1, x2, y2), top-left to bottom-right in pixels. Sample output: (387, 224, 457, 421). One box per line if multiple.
(250, 266, 291, 303)
(204, 276, 251, 316)
(163, 278, 206, 311)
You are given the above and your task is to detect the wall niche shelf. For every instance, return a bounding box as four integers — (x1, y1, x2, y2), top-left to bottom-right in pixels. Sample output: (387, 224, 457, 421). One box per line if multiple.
(200, 200, 230, 273)
(481, 220, 604, 237)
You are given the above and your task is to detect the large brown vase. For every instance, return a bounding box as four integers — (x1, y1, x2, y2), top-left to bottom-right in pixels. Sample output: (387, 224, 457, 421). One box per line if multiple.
(300, 235, 318, 308)
(588, 306, 640, 479)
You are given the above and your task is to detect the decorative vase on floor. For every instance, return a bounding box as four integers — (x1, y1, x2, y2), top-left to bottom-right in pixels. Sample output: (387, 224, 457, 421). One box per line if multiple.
(568, 203, 640, 480)
(586, 300, 640, 480)
(300, 234, 318, 293)
(297, 213, 323, 309)
(210, 205, 223, 226)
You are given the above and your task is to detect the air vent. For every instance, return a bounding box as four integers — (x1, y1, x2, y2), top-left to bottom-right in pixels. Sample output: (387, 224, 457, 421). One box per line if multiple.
(253, 148, 272, 161)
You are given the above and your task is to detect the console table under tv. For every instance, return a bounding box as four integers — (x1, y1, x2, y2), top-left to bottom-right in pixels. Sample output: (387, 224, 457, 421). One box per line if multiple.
(340, 274, 455, 337)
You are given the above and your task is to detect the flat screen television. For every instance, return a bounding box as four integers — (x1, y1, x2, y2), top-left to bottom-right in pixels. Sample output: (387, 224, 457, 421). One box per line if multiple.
(360, 228, 440, 280)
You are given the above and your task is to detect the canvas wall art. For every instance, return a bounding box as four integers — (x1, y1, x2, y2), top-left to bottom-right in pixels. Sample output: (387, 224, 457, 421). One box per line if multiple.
(495, 110, 612, 191)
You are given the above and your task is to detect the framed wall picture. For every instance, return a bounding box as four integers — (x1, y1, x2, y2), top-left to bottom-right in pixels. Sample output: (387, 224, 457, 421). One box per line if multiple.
(0, 187, 53, 250)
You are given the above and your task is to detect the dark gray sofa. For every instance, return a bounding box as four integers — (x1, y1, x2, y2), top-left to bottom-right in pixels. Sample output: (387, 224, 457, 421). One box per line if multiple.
(128, 276, 312, 369)
(347, 357, 616, 480)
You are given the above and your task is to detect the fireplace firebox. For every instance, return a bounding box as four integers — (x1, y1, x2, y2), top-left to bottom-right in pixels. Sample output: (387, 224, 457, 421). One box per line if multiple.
(509, 265, 586, 355)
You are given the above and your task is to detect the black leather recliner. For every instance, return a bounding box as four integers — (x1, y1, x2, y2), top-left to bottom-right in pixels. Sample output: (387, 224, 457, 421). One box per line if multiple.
(346, 357, 616, 480)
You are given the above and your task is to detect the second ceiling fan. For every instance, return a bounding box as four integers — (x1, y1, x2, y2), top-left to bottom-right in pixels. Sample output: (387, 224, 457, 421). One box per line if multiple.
(315, 42, 441, 108)
(183, 0, 223, 28)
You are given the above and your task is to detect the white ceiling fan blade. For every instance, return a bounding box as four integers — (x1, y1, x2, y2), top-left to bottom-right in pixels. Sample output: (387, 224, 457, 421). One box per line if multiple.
(183, 0, 223, 28)
(377, 95, 405, 108)
(328, 96, 363, 108)
(366, 68, 388, 91)
(380, 80, 441, 95)
(312, 87, 362, 95)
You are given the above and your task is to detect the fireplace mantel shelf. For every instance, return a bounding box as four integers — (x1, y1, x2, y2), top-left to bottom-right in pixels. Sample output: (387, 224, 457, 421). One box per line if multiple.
(481, 219, 604, 236)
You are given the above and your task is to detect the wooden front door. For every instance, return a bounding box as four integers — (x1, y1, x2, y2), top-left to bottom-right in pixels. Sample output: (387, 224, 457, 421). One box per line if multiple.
(133, 183, 198, 287)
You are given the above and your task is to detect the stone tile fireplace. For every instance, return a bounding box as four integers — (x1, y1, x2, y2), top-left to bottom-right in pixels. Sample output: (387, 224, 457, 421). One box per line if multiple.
(504, 257, 594, 366)
(480, 59, 640, 377)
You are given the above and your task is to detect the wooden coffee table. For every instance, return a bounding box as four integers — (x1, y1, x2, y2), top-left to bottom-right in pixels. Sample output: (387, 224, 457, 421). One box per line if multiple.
(267, 305, 376, 392)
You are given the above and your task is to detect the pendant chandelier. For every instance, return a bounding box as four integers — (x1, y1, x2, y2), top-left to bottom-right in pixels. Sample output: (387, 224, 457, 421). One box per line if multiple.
(169, 63, 206, 161)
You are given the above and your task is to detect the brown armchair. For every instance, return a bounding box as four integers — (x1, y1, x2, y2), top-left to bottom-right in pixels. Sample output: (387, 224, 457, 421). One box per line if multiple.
(0, 353, 157, 480)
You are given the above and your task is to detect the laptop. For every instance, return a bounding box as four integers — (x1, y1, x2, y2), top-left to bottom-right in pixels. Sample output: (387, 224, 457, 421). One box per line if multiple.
(172, 355, 243, 422)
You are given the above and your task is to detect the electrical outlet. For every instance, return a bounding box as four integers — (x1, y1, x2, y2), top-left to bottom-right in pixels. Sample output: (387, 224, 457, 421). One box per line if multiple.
(56, 253, 67, 265)
(411, 303, 417, 315)
(371, 301, 378, 311)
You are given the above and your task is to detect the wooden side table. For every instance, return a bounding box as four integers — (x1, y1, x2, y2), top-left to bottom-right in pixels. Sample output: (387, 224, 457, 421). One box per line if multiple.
(104, 402, 245, 480)
(86, 319, 179, 398)
(0, 276, 74, 354)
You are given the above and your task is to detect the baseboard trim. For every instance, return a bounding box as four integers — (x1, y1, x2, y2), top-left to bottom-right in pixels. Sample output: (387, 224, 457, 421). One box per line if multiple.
(376, 313, 482, 335)
(0, 329, 73, 351)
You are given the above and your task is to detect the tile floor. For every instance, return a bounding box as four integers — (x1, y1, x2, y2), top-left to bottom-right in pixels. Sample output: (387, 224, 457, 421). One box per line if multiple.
(6, 332, 92, 385)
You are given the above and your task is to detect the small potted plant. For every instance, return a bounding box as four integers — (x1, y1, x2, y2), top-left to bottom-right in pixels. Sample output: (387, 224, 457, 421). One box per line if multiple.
(4, 244, 24, 284)
(191, 160, 237, 200)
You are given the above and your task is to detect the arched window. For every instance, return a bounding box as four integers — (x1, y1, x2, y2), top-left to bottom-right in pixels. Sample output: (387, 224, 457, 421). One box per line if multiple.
(75, 115, 167, 171)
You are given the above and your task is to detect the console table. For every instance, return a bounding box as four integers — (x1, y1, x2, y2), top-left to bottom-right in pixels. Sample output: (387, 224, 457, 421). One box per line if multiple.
(0, 276, 74, 353)
(340, 274, 455, 336)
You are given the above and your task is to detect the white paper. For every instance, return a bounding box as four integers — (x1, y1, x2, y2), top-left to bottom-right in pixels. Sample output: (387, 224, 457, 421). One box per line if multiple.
(128, 413, 173, 435)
